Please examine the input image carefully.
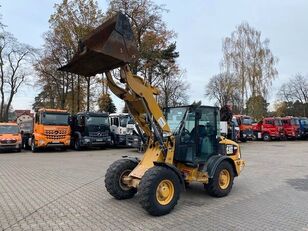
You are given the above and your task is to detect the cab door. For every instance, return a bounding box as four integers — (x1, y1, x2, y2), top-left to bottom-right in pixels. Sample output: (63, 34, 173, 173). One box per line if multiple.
(174, 112, 197, 165)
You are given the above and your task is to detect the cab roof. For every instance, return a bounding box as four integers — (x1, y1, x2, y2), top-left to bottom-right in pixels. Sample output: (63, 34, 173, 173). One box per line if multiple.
(38, 108, 68, 113)
(109, 113, 129, 117)
(76, 111, 109, 116)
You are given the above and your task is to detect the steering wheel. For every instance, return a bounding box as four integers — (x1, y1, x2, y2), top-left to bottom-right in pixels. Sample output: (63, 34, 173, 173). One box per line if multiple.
(182, 128, 190, 136)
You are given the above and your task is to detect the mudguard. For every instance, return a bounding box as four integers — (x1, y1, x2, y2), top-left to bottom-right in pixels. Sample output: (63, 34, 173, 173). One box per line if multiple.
(206, 155, 237, 178)
(153, 161, 185, 190)
(121, 156, 140, 164)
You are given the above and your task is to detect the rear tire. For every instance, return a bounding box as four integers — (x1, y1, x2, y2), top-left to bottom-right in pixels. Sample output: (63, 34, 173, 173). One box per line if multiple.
(139, 166, 181, 216)
(105, 159, 138, 200)
(206, 161, 234, 197)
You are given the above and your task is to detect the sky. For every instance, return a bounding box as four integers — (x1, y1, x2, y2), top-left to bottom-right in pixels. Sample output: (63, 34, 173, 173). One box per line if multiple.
(1, 0, 308, 111)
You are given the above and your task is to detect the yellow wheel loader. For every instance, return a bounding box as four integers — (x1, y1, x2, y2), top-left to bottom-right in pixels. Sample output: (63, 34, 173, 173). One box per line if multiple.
(60, 13, 245, 216)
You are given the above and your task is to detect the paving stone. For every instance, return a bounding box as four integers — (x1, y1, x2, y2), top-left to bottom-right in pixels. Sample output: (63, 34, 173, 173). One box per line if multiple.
(0, 142, 307, 230)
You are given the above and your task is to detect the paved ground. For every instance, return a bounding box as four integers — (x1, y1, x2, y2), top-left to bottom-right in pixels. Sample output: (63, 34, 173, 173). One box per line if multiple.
(0, 141, 307, 231)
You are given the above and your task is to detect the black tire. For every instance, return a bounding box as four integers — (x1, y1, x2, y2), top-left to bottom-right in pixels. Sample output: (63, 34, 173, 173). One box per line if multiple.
(206, 161, 234, 197)
(138, 166, 181, 216)
(263, 133, 271, 141)
(105, 159, 138, 200)
(31, 139, 38, 153)
(240, 137, 247, 142)
(16, 148, 21, 152)
(74, 138, 81, 151)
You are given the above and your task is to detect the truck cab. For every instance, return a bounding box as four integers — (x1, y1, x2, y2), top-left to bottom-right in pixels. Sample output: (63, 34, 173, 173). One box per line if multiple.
(71, 111, 112, 150)
(109, 113, 131, 145)
(19, 119, 33, 149)
(299, 117, 308, 138)
(234, 115, 254, 142)
(30, 108, 71, 152)
(252, 117, 284, 141)
(281, 116, 300, 139)
(0, 123, 22, 152)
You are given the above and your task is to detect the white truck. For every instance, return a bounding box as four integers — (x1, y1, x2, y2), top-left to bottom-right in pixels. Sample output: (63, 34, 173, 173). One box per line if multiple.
(109, 113, 143, 148)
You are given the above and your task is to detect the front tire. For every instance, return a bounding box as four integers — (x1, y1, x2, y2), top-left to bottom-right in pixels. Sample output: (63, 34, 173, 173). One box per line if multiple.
(138, 166, 181, 216)
(263, 133, 271, 141)
(240, 137, 247, 142)
(74, 138, 81, 150)
(105, 159, 138, 200)
(206, 161, 234, 197)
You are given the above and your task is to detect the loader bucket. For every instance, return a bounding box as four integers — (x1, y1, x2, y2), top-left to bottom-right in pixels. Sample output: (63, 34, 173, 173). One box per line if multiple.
(59, 12, 138, 76)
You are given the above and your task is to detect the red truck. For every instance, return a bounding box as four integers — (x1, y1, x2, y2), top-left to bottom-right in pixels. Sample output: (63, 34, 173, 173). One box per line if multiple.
(281, 116, 300, 139)
(252, 117, 284, 141)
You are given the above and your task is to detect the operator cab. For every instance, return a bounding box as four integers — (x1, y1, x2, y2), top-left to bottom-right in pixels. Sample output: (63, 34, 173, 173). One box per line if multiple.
(165, 105, 219, 166)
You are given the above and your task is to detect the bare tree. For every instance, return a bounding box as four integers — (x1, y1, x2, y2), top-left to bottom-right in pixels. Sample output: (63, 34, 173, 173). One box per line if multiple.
(158, 68, 189, 108)
(205, 72, 240, 108)
(0, 31, 35, 121)
(277, 74, 308, 115)
(221, 22, 278, 112)
(278, 74, 308, 104)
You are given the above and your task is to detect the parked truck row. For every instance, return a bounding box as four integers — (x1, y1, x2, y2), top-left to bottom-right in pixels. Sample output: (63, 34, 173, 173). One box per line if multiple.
(222, 115, 308, 142)
(13, 108, 144, 153)
(1, 110, 308, 153)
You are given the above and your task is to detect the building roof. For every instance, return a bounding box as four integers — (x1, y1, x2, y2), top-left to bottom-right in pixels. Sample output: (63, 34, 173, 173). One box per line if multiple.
(15, 110, 33, 118)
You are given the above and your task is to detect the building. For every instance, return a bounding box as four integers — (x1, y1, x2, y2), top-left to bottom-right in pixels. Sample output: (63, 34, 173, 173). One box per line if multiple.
(14, 110, 34, 125)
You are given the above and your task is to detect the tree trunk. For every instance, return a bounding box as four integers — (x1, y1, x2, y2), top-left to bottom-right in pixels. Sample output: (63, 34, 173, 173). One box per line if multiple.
(86, 77, 90, 111)
(4, 90, 14, 122)
(77, 75, 80, 112)
(71, 76, 75, 114)
(60, 75, 65, 109)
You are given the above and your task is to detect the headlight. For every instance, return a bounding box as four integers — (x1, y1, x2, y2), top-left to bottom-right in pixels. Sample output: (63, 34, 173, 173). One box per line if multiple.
(134, 138, 138, 141)
(84, 138, 90, 143)
(226, 144, 238, 155)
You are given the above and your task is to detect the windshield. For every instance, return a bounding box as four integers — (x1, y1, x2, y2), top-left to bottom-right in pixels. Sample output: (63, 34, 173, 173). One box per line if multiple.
(0, 125, 19, 134)
(275, 119, 282, 126)
(300, 119, 308, 125)
(291, 118, 299, 125)
(41, 113, 69, 125)
(86, 116, 109, 126)
(20, 122, 32, 129)
(165, 107, 187, 133)
(242, 117, 252, 125)
(120, 116, 129, 127)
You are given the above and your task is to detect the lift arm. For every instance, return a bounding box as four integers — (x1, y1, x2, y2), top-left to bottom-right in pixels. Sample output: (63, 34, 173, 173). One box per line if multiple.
(59, 12, 174, 159)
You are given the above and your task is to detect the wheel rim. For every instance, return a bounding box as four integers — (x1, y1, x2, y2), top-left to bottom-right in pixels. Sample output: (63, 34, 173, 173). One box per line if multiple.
(119, 170, 131, 190)
(156, 179, 174, 205)
(219, 169, 230, 190)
